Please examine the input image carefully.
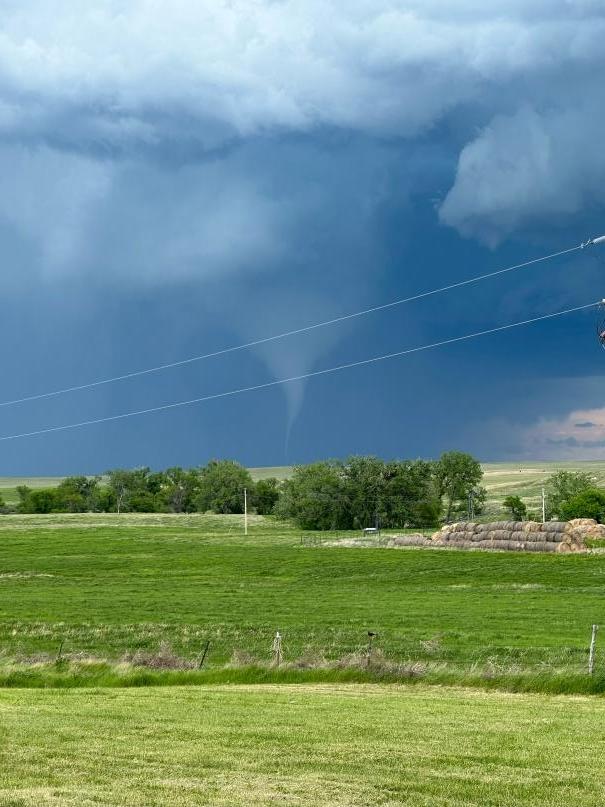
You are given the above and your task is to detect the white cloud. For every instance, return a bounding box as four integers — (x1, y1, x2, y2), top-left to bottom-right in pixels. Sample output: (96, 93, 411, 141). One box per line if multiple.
(0, 1, 603, 144)
(0, 1, 604, 265)
(439, 103, 605, 245)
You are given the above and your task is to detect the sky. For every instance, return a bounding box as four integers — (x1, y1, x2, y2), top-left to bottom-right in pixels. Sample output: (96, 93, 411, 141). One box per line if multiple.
(2, 0, 605, 474)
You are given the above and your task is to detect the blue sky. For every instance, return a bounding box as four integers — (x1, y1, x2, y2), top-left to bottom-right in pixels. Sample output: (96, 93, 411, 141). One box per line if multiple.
(2, 1, 605, 474)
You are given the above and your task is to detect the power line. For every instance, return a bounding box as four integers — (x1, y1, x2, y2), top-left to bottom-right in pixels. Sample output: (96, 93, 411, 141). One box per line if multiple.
(0, 243, 583, 409)
(0, 300, 596, 443)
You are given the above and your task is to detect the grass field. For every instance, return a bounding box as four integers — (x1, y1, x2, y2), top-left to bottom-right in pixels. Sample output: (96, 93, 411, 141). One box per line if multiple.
(1, 513, 604, 677)
(1, 684, 605, 806)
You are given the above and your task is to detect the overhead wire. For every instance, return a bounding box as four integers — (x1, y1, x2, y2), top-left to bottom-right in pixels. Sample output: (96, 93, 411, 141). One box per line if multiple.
(0, 300, 596, 443)
(0, 243, 584, 409)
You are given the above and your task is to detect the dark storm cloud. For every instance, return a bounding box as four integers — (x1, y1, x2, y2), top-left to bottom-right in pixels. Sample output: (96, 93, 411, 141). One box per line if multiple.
(1, 2, 605, 470)
(1, 1, 604, 284)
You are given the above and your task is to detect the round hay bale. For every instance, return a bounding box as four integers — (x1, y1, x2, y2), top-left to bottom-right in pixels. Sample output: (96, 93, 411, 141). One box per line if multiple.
(528, 542, 556, 552)
(542, 530, 565, 544)
(475, 523, 491, 533)
(491, 530, 512, 541)
(491, 540, 516, 550)
(510, 531, 526, 542)
(568, 518, 598, 529)
(555, 542, 571, 553)
(389, 535, 429, 547)
(522, 521, 541, 533)
(546, 521, 567, 533)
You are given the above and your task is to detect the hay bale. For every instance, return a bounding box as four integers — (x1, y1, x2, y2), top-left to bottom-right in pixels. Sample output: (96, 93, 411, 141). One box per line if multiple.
(452, 522, 475, 533)
(542, 531, 564, 543)
(388, 535, 430, 547)
(485, 521, 513, 531)
(522, 521, 542, 533)
(510, 531, 527, 542)
(568, 520, 605, 539)
(491, 530, 512, 541)
(527, 542, 557, 552)
(568, 518, 598, 529)
(546, 521, 567, 533)
(491, 540, 517, 550)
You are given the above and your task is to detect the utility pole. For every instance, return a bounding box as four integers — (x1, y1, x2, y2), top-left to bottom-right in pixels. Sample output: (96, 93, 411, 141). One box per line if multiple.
(244, 488, 248, 536)
(541, 487, 546, 524)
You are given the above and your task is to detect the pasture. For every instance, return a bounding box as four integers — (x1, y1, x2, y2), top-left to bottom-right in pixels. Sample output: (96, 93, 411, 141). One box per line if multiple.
(0, 513, 604, 677)
(2, 684, 605, 806)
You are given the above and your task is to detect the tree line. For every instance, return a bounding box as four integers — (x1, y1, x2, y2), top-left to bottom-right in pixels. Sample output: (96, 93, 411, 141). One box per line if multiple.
(1, 451, 485, 529)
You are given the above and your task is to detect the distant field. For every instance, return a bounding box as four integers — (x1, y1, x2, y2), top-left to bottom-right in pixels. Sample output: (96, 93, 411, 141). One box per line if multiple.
(0, 477, 66, 505)
(4, 461, 605, 511)
(2, 684, 605, 806)
(0, 513, 604, 672)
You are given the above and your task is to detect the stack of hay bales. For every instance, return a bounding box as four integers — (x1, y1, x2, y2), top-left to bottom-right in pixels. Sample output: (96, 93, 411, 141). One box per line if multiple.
(568, 518, 605, 540)
(432, 520, 586, 552)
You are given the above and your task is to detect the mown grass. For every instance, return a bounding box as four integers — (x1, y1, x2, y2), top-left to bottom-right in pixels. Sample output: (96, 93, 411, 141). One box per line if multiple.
(0, 513, 604, 680)
(2, 684, 605, 806)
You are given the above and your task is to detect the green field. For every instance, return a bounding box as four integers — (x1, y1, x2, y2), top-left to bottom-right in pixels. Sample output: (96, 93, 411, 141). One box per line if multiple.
(0, 513, 603, 675)
(1, 684, 605, 806)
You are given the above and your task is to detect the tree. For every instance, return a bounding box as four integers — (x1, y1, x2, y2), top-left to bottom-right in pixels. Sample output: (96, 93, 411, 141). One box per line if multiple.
(19, 488, 64, 514)
(560, 489, 605, 522)
(381, 460, 441, 528)
(503, 495, 527, 521)
(195, 460, 253, 514)
(275, 462, 348, 530)
(276, 456, 442, 531)
(545, 471, 594, 519)
(162, 467, 201, 513)
(106, 468, 159, 513)
(341, 456, 386, 530)
(434, 451, 484, 521)
(253, 478, 280, 515)
(57, 476, 100, 512)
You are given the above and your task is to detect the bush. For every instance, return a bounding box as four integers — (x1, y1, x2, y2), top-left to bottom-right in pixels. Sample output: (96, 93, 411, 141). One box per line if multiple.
(253, 478, 281, 515)
(545, 471, 593, 519)
(560, 489, 605, 522)
(503, 495, 527, 521)
(195, 460, 253, 514)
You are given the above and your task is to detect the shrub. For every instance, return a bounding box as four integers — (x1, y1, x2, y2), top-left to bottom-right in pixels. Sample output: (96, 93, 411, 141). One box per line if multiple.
(560, 489, 605, 522)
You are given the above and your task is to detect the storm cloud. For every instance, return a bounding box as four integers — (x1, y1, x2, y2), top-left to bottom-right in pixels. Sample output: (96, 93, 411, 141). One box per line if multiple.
(1, 0, 604, 270)
(1, 2, 605, 470)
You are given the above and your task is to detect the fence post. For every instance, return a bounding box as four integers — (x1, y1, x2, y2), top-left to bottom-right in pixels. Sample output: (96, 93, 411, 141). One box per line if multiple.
(366, 632, 377, 667)
(272, 631, 282, 667)
(589, 624, 599, 675)
(198, 640, 211, 669)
